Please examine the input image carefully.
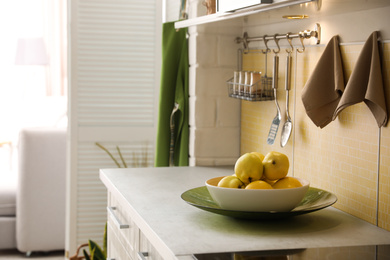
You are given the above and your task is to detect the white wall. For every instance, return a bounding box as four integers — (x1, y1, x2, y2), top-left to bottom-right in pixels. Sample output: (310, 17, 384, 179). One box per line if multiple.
(187, 0, 243, 166)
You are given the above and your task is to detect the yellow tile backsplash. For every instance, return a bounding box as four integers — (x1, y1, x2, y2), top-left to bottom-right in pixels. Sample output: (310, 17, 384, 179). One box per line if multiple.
(379, 42, 390, 231)
(240, 42, 390, 230)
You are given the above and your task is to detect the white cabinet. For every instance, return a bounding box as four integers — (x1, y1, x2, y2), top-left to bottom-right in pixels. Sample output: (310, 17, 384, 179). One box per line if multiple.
(107, 191, 139, 260)
(106, 191, 164, 260)
(107, 221, 135, 260)
(139, 232, 164, 260)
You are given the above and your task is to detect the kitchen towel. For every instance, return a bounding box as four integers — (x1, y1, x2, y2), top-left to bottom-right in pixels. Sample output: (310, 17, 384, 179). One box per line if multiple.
(333, 31, 388, 127)
(155, 22, 189, 167)
(301, 35, 345, 128)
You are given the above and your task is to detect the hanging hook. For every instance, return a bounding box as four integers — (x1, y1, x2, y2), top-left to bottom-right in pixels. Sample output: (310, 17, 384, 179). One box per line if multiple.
(286, 33, 294, 53)
(273, 34, 280, 54)
(261, 35, 271, 54)
(242, 32, 249, 53)
(297, 32, 305, 53)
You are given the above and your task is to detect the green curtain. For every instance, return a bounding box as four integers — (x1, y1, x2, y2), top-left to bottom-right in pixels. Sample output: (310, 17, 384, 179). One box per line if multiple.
(155, 22, 189, 167)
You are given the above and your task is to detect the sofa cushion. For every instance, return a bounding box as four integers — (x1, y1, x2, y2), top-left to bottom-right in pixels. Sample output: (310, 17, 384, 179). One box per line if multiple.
(0, 217, 16, 249)
(0, 174, 17, 216)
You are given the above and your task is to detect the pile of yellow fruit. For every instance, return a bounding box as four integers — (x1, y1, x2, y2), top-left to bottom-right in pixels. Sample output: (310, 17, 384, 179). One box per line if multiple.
(217, 151, 302, 189)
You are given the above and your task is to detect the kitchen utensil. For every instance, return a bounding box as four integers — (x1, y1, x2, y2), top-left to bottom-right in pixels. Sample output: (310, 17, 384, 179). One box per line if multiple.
(280, 52, 293, 147)
(266, 53, 281, 145)
(169, 102, 179, 166)
(181, 186, 337, 220)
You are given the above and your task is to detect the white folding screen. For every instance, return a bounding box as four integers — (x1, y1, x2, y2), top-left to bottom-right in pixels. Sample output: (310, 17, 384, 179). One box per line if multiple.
(66, 0, 161, 256)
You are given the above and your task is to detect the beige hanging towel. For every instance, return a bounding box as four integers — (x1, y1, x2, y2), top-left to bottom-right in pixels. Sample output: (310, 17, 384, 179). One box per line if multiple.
(333, 31, 388, 127)
(301, 36, 345, 128)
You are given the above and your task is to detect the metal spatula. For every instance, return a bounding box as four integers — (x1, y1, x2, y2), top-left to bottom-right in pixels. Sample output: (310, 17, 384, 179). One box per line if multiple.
(280, 53, 293, 147)
(267, 54, 281, 145)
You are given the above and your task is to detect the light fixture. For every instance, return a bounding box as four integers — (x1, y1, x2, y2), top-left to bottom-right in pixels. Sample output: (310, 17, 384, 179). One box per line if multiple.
(282, 14, 309, 20)
(14, 37, 50, 96)
(15, 38, 49, 65)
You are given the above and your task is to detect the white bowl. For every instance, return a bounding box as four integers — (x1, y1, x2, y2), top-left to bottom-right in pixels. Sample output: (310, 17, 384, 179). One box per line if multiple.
(205, 176, 310, 212)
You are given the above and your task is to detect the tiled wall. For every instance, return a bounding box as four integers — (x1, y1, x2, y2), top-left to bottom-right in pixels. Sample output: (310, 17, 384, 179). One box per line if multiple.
(240, 41, 390, 230)
(185, 0, 390, 229)
(379, 43, 390, 231)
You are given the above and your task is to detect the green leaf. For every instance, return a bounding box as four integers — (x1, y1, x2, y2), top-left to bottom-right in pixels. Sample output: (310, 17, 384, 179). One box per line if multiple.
(88, 240, 105, 260)
(117, 146, 127, 168)
(103, 222, 107, 257)
(82, 249, 90, 260)
(90, 247, 96, 260)
(95, 142, 121, 168)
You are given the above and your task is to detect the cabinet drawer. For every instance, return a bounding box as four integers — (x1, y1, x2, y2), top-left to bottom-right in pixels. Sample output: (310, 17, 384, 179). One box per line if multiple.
(108, 192, 139, 260)
(107, 220, 134, 260)
(139, 231, 164, 260)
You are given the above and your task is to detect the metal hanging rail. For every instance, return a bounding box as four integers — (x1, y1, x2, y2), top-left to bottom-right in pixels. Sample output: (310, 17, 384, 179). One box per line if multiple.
(235, 23, 321, 51)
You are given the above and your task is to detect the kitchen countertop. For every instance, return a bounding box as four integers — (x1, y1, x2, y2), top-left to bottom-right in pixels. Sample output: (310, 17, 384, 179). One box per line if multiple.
(100, 166, 390, 257)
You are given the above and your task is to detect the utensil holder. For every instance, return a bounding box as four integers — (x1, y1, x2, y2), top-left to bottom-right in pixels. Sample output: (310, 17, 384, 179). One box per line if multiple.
(227, 72, 274, 101)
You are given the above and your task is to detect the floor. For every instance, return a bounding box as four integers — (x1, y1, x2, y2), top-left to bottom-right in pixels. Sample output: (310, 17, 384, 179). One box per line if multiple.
(0, 250, 65, 260)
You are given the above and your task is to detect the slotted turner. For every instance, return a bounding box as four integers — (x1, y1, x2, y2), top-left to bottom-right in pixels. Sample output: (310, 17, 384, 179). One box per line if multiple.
(267, 53, 281, 145)
(280, 53, 293, 147)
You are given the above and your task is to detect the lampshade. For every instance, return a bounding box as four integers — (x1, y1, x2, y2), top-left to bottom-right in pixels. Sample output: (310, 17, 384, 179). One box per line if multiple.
(15, 37, 49, 65)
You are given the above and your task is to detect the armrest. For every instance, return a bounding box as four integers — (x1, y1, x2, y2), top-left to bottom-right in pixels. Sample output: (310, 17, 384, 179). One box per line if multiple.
(16, 127, 67, 252)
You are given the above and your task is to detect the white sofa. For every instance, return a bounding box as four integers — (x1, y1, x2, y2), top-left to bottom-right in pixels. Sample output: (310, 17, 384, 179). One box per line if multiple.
(0, 127, 66, 253)
(0, 174, 17, 249)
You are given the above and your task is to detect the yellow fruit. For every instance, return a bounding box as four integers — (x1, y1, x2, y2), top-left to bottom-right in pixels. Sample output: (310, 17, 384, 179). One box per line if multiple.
(262, 151, 289, 181)
(251, 152, 265, 162)
(245, 180, 273, 189)
(234, 153, 263, 185)
(273, 177, 302, 189)
(218, 175, 245, 189)
(261, 176, 277, 186)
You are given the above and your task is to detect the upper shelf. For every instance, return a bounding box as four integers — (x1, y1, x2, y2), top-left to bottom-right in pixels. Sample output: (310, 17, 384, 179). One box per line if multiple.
(174, 0, 316, 29)
(175, 0, 390, 29)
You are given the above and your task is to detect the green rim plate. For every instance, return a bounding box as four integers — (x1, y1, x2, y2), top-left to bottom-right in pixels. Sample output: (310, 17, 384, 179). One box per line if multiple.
(181, 186, 337, 220)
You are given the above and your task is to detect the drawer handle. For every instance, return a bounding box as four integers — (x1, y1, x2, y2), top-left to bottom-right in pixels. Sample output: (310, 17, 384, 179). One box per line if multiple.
(137, 252, 149, 260)
(107, 207, 130, 229)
